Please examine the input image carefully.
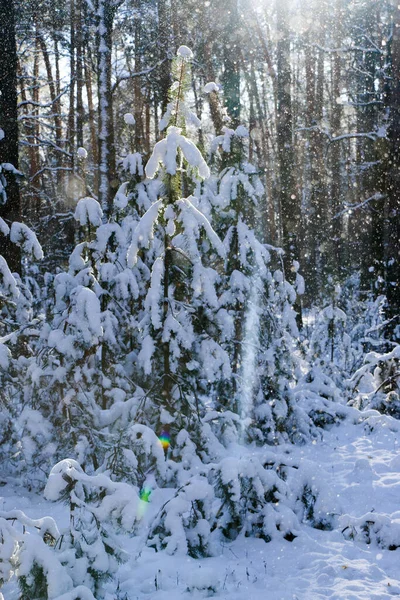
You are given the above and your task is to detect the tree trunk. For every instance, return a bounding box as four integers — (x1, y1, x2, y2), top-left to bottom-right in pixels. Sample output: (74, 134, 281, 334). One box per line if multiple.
(134, 0, 144, 153)
(221, 0, 240, 126)
(276, 0, 302, 324)
(157, 0, 171, 116)
(97, 0, 117, 215)
(0, 0, 21, 273)
(384, 3, 400, 326)
(76, 0, 85, 149)
(67, 0, 76, 172)
(84, 43, 99, 190)
(328, 0, 344, 281)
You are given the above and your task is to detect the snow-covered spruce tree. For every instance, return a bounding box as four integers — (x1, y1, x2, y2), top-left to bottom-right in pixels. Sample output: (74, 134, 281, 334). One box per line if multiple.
(0, 508, 71, 600)
(200, 125, 310, 445)
(42, 458, 141, 599)
(308, 282, 353, 383)
(25, 190, 144, 475)
(349, 343, 400, 417)
(0, 161, 45, 485)
(146, 446, 329, 557)
(145, 102, 336, 559)
(126, 46, 230, 466)
(294, 279, 378, 431)
(0, 459, 139, 599)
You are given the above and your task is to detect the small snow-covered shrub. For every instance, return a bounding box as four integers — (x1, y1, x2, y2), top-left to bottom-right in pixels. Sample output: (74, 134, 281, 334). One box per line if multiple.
(147, 476, 215, 558)
(147, 451, 328, 558)
(350, 345, 400, 416)
(211, 455, 301, 543)
(44, 459, 139, 597)
(185, 567, 220, 595)
(293, 365, 348, 432)
(340, 512, 400, 550)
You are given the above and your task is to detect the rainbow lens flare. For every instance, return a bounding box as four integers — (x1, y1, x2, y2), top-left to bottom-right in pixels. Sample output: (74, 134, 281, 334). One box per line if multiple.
(139, 487, 152, 503)
(159, 430, 171, 451)
(137, 486, 152, 519)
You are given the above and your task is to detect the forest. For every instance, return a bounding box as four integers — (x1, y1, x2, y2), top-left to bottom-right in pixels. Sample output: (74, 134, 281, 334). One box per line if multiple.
(0, 0, 399, 598)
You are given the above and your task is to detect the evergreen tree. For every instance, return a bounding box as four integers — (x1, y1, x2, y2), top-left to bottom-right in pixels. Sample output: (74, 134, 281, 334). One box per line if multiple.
(127, 46, 230, 463)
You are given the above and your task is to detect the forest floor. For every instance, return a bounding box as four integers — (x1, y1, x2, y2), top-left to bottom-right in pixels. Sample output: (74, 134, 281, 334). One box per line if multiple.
(3, 412, 400, 600)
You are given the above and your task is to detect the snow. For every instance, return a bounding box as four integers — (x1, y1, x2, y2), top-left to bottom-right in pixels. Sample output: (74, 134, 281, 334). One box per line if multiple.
(122, 153, 144, 177)
(204, 82, 220, 93)
(0, 343, 11, 369)
(4, 415, 400, 599)
(178, 196, 225, 258)
(124, 113, 136, 126)
(0, 255, 20, 298)
(77, 147, 88, 159)
(177, 45, 194, 60)
(74, 197, 103, 228)
(0, 217, 10, 236)
(114, 181, 129, 209)
(10, 222, 43, 260)
(126, 199, 162, 267)
(235, 124, 249, 137)
(145, 127, 210, 180)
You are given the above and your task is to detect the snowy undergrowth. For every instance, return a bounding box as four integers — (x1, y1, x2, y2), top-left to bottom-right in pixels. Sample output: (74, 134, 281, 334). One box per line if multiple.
(3, 410, 400, 600)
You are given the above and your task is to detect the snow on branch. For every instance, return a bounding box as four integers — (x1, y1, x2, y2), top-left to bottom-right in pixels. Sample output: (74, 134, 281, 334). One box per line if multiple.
(0, 217, 10, 236)
(145, 126, 210, 179)
(127, 199, 162, 267)
(178, 196, 226, 258)
(296, 125, 378, 143)
(331, 193, 386, 220)
(10, 223, 44, 260)
(74, 197, 103, 227)
(309, 43, 382, 54)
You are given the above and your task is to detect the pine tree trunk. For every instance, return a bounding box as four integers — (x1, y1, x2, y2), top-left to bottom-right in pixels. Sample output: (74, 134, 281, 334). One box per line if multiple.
(0, 0, 21, 274)
(39, 34, 63, 177)
(97, 0, 117, 215)
(134, 0, 144, 153)
(276, 4, 299, 270)
(157, 0, 171, 116)
(384, 4, 400, 326)
(84, 44, 99, 191)
(67, 0, 76, 172)
(76, 0, 85, 149)
(221, 0, 240, 126)
(329, 0, 344, 281)
(276, 0, 302, 325)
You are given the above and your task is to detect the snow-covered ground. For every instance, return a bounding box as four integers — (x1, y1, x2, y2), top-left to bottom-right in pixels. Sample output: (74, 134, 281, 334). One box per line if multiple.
(3, 413, 400, 600)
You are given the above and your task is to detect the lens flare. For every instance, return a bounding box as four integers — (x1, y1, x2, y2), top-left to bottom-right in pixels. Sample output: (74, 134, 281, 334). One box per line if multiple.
(139, 487, 152, 503)
(137, 487, 152, 519)
(159, 430, 171, 451)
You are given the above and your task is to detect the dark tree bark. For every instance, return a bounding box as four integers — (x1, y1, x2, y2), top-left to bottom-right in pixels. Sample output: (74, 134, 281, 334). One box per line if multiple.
(276, 4, 298, 261)
(303, 7, 327, 299)
(328, 0, 344, 281)
(97, 0, 118, 215)
(221, 0, 240, 126)
(0, 0, 21, 274)
(384, 4, 400, 327)
(134, 0, 144, 153)
(67, 0, 76, 171)
(156, 0, 172, 118)
(276, 0, 302, 325)
(76, 0, 85, 149)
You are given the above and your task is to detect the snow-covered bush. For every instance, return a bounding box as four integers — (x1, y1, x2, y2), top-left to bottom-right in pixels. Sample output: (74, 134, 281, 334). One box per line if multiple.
(350, 344, 400, 416)
(44, 458, 139, 598)
(0, 159, 44, 483)
(203, 125, 306, 444)
(146, 449, 329, 558)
